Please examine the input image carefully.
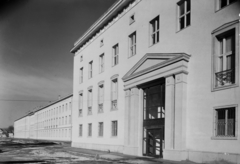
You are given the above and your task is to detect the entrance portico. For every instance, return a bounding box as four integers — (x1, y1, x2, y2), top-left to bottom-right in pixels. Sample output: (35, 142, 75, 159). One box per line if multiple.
(122, 53, 190, 161)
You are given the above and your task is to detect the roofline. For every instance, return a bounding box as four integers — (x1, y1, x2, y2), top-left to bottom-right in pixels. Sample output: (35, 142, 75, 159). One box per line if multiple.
(70, 0, 135, 53)
(14, 94, 73, 122)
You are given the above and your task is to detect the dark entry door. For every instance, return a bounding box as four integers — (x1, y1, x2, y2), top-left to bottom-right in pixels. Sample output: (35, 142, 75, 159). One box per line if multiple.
(142, 79, 165, 158)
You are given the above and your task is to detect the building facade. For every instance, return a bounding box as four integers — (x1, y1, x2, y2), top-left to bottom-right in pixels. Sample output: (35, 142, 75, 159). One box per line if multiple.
(71, 0, 240, 163)
(14, 94, 73, 142)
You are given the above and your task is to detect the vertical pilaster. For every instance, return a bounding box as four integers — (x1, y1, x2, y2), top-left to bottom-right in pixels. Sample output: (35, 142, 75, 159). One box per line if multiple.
(165, 75, 175, 150)
(124, 89, 131, 146)
(174, 73, 187, 151)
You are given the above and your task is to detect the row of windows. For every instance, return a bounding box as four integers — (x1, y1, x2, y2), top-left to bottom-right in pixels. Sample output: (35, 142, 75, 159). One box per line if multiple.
(37, 115, 71, 129)
(79, 78, 118, 116)
(37, 102, 72, 120)
(79, 121, 118, 137)
(37, 128, 71, 138)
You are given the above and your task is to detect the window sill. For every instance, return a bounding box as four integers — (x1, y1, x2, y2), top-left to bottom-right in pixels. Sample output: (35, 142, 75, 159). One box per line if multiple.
(128, 54, 136, 59)
(211, 136, 237, 140)
(212, 83, 238, 92)
(176, 24, 191, 33)
(111, 108, 118, 111)
(149, 41, 159, 48)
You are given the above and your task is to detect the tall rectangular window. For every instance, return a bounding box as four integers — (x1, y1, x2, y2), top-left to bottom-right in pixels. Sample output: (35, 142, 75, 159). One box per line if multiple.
(80, 67, 83, 83)
(150, 16, 159, 45)
(129, 31, 136, 57)
(112, 121, 118, 136)
(99, 54, 104, 73)
(177, 0, 190, 31)
(98, 122, 103, 137)
(89, 61, 93, 79)
(79, 124, 82, 137)
(212, 20, 239, 91)
(112, 44, 119, 66)
(98, 84, 104, 113)
(215, 107, 236, 137)
(88, 123, 92, 137)
(88, 89, 92, 115)
(111, 78, 118, 110)
(79, 93, 83, 117)
(69, 115, 71, 124)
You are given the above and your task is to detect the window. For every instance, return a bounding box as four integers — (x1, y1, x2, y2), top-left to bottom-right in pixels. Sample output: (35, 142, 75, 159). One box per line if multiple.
(129, 14, 135, 24)
(98, 122, 103, 137)
(216, 0, 237, 10)
(112, 121, 118, 136)
(88, 123, 92, 137)
(99, 54, 104, 73)
(98, 84, 104, 113)
(79, 124, 82, 136)
(111, 78, 118, 110)
(88, 89, 92, 115)
(177, 0, 190, 31)
(112, 44, 119, 66)
(129, 31, 136, 57)
(65, 116, 67, 124)
(214, 107, 236, 138)
(150, 16, 159, 45)
(69, 102, 72, 111)
(69, 115, 71, 124)
(212, 20, 238, 90)
(79, 93, 83, 117)
(80, 55, 83, 62)
(100, 39, 104, 47)
(89, 61, 93, 79)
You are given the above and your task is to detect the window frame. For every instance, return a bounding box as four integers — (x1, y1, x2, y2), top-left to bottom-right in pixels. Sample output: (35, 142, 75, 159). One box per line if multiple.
(89, 61, 93, 79)
(99, 53, 105, 73)
(98, 82, 104, 113)
(112, 121, 118, 137)
(112, 44, 119, 66)
(88, 123, 92, 137)
(98, 122, 104, 137)
(212, 105, 238, 140)
(80, 67, 83, 84)
(79, 124, 82, 137)
(215, 0, 237, 11)
(111, 78, 118, 111)
(129, 31, 137, 57)
(79, 92, 83, 117)
(177, 0, 191, 31)
(211, 20, 239, 91)
(100, 39, 104, 47)
(129, 13, 135, 25)
(88, 88, 93, 115)
(149, 15, 160, 46)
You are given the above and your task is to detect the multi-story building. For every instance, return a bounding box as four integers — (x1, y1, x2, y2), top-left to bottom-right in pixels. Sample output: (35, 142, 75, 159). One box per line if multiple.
(14, 94, 73, 142)
(70, 0, 240, 163)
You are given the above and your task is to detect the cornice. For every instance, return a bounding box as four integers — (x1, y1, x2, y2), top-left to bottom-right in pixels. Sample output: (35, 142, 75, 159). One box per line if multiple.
(70, 0, 138, 53)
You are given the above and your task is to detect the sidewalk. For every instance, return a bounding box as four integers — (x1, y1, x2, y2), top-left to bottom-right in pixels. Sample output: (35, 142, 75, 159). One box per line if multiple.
(64, 146, 199, 164)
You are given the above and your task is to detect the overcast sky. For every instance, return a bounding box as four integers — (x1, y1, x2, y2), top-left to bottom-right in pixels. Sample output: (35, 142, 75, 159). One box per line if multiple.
(0, 0, 116, 128)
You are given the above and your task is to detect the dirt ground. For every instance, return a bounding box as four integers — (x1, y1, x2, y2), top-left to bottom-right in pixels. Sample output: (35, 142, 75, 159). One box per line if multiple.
(0, 138, 161, 164)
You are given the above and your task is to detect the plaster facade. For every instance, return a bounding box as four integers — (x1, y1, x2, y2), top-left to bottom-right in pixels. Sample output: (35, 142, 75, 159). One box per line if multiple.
(71, 0, 240, 163)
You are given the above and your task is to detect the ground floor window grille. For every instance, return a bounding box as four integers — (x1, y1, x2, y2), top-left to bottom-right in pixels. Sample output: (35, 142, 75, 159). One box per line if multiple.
(216, 107, 236, 137)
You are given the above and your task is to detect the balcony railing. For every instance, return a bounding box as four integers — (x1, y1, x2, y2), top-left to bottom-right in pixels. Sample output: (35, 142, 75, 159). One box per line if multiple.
(215, 69, 234, 86)
(98, 104, 103, 113)
(88, 107, 92, 115)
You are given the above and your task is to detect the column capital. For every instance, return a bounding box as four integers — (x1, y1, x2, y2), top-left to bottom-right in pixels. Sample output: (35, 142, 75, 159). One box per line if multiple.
(125, 89, 131, 97)
(175, 72, 187, 84)
(165, 75, 175, 86)
(130, 87, 139, 95)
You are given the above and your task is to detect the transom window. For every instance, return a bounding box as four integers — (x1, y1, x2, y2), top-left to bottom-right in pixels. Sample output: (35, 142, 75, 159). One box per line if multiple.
(215, 107, 236, 137)
(150, 16, 159, 45)
(129, 31, 136, 57)
(111, 78, 118, 110)
(112, 44, 119, 66)
(112, 121, 118, 136)
(177, 0, 190, 31)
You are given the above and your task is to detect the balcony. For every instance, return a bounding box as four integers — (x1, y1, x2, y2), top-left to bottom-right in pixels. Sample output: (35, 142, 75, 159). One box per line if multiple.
(215, 69, 234, 87)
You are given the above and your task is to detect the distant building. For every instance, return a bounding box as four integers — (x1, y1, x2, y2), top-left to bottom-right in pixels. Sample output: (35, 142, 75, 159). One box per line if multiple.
(14, 94, 73, 141)
(70, 0, 240, 163)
